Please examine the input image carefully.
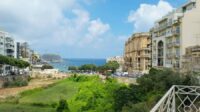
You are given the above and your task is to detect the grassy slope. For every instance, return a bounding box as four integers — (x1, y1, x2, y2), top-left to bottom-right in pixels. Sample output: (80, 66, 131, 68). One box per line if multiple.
(0, 79, 81, 112)
(19, 80, 79, 104)
(0, 76, 121, 112)
(0, 104, 55, 112)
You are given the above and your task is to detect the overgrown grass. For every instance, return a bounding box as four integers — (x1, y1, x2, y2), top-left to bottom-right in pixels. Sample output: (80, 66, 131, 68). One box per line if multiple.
(0, 103, 55, 112)
(0, 75, 124, 112)
(19, 79, 80, 104)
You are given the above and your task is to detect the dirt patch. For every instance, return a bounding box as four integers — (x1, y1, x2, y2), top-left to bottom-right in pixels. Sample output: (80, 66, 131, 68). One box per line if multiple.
(0, 78, 58, 99)
(117, 77, 137, 85)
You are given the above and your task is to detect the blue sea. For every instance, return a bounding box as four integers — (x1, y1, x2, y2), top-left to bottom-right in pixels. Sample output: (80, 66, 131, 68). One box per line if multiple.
(50, 58, 106, 72)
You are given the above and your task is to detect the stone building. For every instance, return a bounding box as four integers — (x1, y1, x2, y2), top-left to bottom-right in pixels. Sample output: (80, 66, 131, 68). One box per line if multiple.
(124, 32, 151, 74)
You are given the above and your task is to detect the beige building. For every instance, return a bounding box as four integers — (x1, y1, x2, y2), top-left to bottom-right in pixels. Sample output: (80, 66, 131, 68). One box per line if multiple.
(182, 45, 200, 73)
(151, 0, 200, 70)
(124, 33, 151, 74)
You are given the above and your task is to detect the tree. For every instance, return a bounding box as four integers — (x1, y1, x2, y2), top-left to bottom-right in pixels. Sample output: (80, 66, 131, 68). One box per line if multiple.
(105, 61, 120, 73)
(0, 55, 30, 68)
(113, 68, 200, 112)
(79, 64, 97, 72)
(41, 64, 53, 70)
(68, 66, 78, 72)
(56, 99, 70, 112)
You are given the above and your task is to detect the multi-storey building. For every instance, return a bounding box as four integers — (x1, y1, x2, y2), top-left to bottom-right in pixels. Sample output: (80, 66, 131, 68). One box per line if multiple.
(0, 31, 15, 57)
(20, 42, 30, 59)
(16, 42, 38, 64)
(124, 32, 151, 74)
(0, 31, 15, 76)
(151, 0, 200, 70)
(182, 45, 200, 73)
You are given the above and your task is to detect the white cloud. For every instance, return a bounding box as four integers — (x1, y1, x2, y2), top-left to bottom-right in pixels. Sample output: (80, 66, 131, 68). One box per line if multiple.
(128, 0, 173, 32)
(88, 19, 110, 37)
(0, 0, 111, 55)
(78, 19, 110, 46)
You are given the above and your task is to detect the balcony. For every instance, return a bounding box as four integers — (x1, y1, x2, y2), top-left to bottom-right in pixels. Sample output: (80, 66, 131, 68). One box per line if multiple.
(172, 30, 180, 36)
(166, 54, 173, 58)
(6, 45, 14, 49)
(141, 54, 150, 58)
(167, 43, 173, 48)
(151, 85, 200, 112)
(173, 41, 180, 47)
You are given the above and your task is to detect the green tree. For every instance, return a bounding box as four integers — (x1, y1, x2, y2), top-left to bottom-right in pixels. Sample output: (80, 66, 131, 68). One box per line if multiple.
(105, 61, 120, 73)
(0, 55, 29, 68)
(68, 66, 78, 72)
(56, 99, 70, 112)
(79, 64, 97, 72)
(41, 64, 53, 70)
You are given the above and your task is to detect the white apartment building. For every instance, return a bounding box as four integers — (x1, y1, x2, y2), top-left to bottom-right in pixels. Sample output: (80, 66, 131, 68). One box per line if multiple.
(0, 31, 15, 57)
(0, 31, 15, 76)
(151, 0, 200, 70)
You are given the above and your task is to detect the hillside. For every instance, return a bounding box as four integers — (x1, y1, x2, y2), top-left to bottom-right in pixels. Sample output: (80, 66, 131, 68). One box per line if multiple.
(42, 54, 62, 63)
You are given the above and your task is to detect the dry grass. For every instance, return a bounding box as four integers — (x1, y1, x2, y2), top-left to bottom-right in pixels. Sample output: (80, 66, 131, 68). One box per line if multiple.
(0, 78, 58, 99)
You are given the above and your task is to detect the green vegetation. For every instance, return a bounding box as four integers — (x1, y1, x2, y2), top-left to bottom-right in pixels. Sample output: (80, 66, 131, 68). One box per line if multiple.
(114, 68, 200, 112)
(79, 64, 97, 72)
(3, 79, 28, 88)
(19, 79, 79, 104)
(0, 75, 123, 112)
(0, 55, 30, 68)
(41, 64, 54, 70)
(3, 76, 31, 88)
(0, 69, 198, 112)
(0, 104, 55, 112)
(98, 61, 120, 76)
(56, 99, 70, 112)
(68, 61, 120, 76)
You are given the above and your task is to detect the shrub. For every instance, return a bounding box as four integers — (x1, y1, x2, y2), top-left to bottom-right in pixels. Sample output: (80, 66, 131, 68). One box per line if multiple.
(122, 102, 149, 112)
(68, 74, 89, 82)
(31, 102, 49, 107)
(56, 99, 70, 112)
(47, 75, 52, 78)
(113, 68, 200, 112)
(41, 64, 53, 70)
(3, 80, 28, 88)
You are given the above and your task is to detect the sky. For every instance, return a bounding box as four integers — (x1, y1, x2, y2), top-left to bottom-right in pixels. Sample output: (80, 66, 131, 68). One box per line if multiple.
(0, 0, 188, 58)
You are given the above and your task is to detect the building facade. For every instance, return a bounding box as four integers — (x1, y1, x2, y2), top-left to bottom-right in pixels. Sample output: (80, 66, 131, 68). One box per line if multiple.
(0, 31, 15, 57)
(0, 31, 15, 76)
(16, 42, 36, 64)
(124, 33, 151, 74)
(151, 0, 200, 70)
(182, 45, 200, 73)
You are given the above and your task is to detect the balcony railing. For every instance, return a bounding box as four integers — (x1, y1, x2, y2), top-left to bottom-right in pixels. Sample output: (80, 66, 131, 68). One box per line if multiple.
(151, 85, 200, 112)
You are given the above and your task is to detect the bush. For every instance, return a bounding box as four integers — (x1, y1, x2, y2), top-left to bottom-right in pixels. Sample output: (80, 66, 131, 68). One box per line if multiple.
(68, 74, 89, 82)
(0, 55, 29, 68)
(113, 68, 200, 112)
(122, 103, 149, 112)
(31, 102, 49, 107)
(56, 99, 70, 112)
(3, 80, 28, 88)
(41, 64, 53, 70)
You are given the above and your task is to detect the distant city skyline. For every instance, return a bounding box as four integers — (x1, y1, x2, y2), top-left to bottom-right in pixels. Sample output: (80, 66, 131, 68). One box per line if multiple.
(0, 0, 187, 58)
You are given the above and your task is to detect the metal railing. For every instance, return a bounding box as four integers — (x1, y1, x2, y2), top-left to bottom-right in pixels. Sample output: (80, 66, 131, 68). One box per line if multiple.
(151, 85, 200, 112)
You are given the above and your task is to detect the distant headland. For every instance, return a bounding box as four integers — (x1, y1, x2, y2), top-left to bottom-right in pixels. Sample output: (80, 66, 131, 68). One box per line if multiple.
(42, 54, 62, 63)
